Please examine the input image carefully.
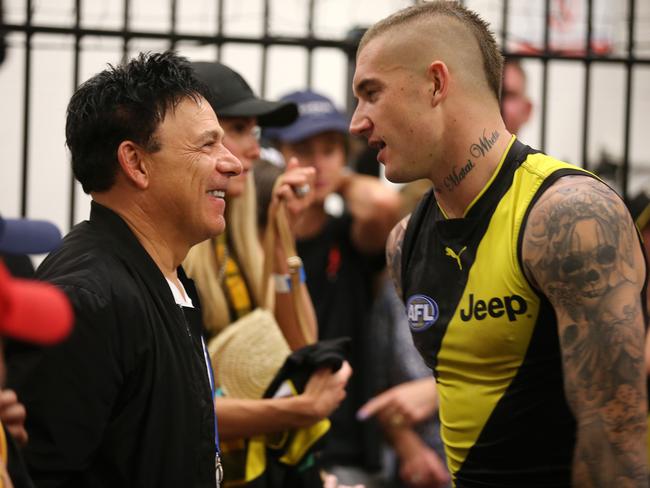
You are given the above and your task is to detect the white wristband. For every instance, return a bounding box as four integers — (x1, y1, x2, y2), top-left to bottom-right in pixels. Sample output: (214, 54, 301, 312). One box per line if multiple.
(273, 273, 292, 293)
(273, 267, 306, 294)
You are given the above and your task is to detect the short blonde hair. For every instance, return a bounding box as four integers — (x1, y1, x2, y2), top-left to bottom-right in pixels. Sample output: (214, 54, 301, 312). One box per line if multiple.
(359, 1, 504, 101)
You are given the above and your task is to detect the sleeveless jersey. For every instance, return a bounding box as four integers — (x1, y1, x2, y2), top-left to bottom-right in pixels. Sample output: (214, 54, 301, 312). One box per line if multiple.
(401, 137, 593, 487)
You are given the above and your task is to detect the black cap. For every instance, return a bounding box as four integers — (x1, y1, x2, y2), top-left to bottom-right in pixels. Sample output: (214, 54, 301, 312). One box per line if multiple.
(190, 61, 298, 127)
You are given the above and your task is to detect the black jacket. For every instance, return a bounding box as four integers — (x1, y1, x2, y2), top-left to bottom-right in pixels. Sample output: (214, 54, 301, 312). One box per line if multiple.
(7, 202, 217, 487)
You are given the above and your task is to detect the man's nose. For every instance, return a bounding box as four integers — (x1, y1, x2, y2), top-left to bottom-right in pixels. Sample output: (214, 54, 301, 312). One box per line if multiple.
(349, 109, 371, 137)
(218, 148, 243, 177)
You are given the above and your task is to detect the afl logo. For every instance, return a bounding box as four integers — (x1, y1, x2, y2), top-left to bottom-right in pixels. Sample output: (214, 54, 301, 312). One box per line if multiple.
(406, 294, 439, 332)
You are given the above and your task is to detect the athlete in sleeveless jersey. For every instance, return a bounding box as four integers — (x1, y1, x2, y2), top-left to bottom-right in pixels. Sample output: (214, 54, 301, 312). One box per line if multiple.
(350, 3, 649, 486)
(399, 136, 648, 486)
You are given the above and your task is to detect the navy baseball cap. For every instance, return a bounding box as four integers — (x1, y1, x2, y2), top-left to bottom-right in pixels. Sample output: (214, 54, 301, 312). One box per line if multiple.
(0, 215, 62, 255)
(190, 61, 298, 127)
(263, 90, 349, 144)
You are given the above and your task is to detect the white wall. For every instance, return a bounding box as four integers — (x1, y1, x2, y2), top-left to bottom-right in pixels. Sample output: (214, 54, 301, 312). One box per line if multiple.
(1, 0, 649, 236)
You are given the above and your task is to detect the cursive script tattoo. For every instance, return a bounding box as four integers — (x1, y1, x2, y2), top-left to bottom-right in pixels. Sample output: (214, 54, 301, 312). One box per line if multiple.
(522, 176, 648, 486)
(443, 129, 500, 191)
(443, 159, 475, 191)
(470, 129, 500, 158)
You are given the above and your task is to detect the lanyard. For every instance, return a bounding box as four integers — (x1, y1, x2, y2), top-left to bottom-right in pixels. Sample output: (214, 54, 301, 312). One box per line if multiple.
(201, 336, 224, 487)
(201, 336, 220, 454)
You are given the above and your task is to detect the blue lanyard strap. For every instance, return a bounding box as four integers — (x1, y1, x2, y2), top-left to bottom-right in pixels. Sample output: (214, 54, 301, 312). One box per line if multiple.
(201, 336, 220, 454)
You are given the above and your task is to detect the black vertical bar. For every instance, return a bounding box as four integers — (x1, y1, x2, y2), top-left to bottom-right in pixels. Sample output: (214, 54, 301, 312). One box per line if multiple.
(216, 0, 224, 61)
(169, 0, 178, 51)
(621, 0, 636, 199)
(20, 0, 33, 217)
(260, 0, 270, 97)
(69, 0, 82, 229)
(306, 0, 316, 89)
(580, 0, 593, 170)
(500, 0, 509, 54)
(121, 0, 130, 63)
(540, 0, 551, 152)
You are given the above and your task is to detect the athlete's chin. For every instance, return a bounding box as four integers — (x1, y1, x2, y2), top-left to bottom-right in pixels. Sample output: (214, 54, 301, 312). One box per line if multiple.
(385, 165, 414, 184)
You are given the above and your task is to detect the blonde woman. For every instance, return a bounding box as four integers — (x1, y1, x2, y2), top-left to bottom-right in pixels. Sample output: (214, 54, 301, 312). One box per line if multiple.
(184, 62, 351, 444)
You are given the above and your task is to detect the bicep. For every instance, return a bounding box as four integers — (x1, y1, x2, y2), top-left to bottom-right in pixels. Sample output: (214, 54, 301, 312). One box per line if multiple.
(386, 215, 410, 301)
(522, 176, 647, 463)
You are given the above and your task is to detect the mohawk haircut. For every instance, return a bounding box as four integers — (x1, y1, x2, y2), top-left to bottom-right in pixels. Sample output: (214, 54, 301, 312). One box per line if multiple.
(358, 1, 504, 101)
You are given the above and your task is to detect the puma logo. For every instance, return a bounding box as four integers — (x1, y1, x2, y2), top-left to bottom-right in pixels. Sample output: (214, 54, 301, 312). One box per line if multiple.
(445, 246, 467, 270)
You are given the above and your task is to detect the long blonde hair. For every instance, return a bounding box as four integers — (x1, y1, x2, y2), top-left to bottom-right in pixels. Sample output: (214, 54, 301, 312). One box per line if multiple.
(184, 171, 265, 337)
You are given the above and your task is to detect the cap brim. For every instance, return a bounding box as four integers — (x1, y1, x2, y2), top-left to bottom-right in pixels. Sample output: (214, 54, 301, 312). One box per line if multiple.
(0, 218, 62, 255)
(0, 263, 73, 345)
(218, 98, 298, 127)
(264, 117, 350, 144)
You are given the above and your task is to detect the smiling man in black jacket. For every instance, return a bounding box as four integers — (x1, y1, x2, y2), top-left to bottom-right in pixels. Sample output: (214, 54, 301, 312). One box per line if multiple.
(7, 51, 242, 487)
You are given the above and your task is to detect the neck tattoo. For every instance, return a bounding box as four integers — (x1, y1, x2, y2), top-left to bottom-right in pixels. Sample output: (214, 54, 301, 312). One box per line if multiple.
(442, 129, 500, 192)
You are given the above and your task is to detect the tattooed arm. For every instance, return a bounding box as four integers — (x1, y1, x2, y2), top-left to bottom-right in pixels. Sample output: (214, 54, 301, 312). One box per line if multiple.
(386, 215, 410, 301)
(522, 175, 648, 487)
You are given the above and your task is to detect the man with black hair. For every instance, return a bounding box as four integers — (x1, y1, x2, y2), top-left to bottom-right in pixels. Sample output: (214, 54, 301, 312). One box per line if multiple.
(7, 51, 241, 487)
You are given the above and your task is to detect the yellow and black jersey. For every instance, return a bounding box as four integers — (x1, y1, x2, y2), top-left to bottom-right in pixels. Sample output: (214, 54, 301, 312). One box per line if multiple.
(401, 137, 593, 487)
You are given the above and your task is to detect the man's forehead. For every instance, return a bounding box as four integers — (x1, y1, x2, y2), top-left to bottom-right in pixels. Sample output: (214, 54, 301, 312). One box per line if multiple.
(354, 38, 392, 85)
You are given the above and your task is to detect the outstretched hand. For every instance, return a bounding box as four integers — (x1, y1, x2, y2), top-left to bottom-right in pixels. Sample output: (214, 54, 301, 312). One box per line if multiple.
(357, 377, 437, 428)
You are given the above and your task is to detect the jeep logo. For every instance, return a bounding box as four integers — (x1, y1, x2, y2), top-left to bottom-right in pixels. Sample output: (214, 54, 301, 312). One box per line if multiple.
(406, 294, 439, 331)
(459, 293, 527, 322)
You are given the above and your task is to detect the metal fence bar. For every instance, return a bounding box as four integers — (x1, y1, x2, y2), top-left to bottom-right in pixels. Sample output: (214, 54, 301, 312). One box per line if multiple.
(69, 0, 82, 229)
(121, 0, 130, 63)
(621, 0, 637, 198)
(170, 0, 178, 50)
(500, 0, 509, 53)
(1, 24, 360, 51)
(19, 0, 33, 217)
(539, 0, 551, 153)
(260, 0, 270, 98)
(216, 0, 224, 61)
(306, 0, 316, 89)
(580, 0, 593, 171)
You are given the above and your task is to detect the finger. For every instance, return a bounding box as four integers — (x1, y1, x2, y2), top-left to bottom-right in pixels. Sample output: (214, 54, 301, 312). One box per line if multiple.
(0, 389, 18, 406)
(6, 426, 28, 446)
(357, 390, 392, 420)
(1, 402, 26, 423)
(336, 361, 353, 382)
(285, 156, 300, 172)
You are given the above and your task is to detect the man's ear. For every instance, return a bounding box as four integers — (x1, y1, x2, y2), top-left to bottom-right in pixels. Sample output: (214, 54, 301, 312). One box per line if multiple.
(427, 61, 449, 108)
(116, 140, 150, 190)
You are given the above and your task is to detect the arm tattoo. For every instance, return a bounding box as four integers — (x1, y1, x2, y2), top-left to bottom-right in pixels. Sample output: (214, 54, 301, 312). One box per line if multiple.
(386, 216, 410, 301)
(522, 176, 648, 486)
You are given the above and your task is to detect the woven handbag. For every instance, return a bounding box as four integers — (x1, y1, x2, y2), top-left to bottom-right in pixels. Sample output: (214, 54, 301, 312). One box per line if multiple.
(208, 196, 315, 400)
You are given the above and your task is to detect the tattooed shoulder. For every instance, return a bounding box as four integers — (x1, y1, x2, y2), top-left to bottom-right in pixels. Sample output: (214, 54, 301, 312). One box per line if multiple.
(386, 215, 410, 300)
(522, 175, 643, 314)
